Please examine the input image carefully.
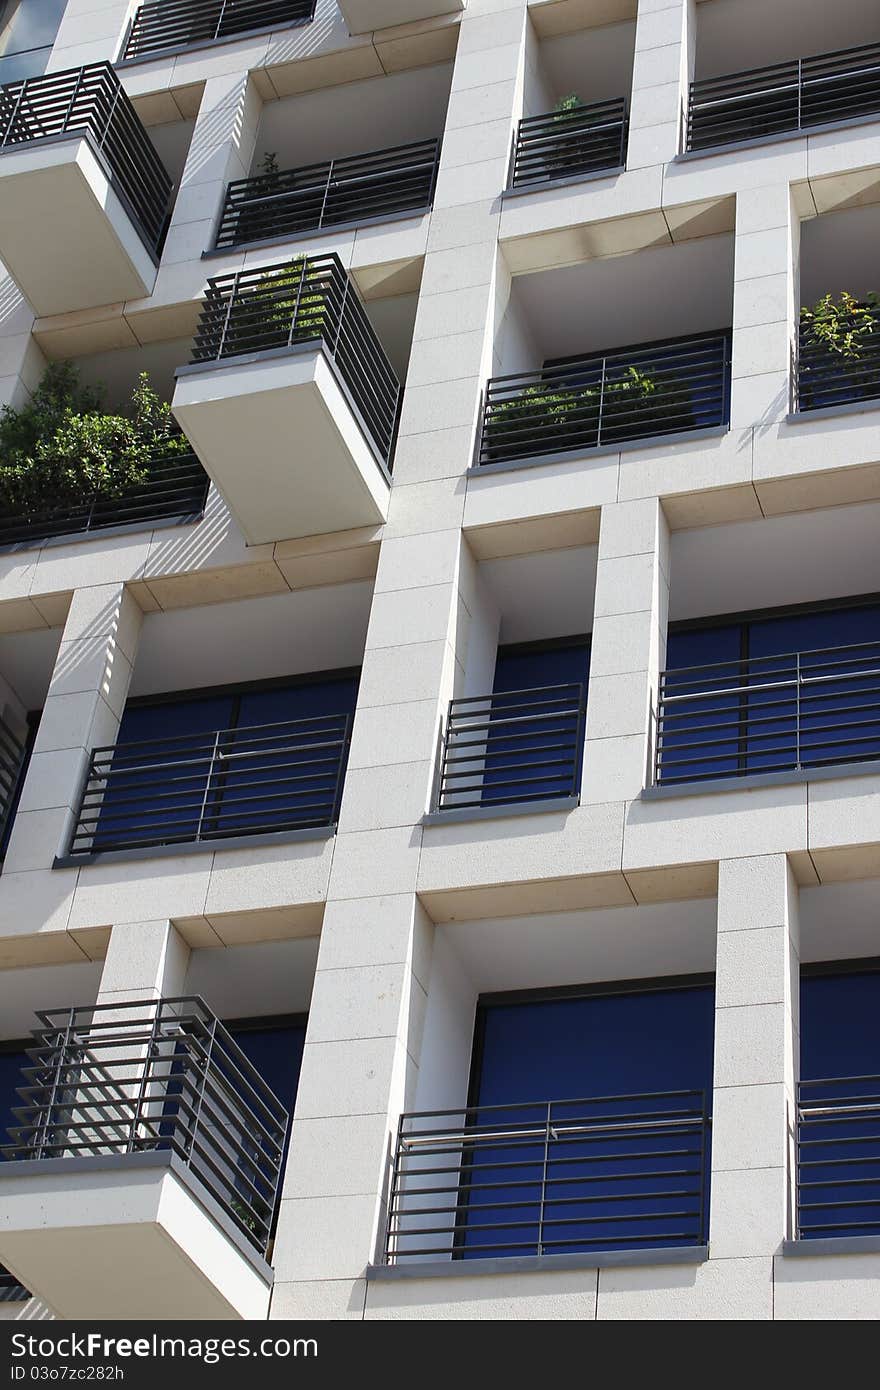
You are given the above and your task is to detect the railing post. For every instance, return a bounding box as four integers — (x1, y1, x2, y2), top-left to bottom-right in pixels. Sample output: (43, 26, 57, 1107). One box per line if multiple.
(218, 270, 241, 359)
(317, 158, 334, 231)
(214, 0, 230, 42)
(33, 1008, 77, 1160)
(536, 1101, 552, 1257)
(332, 265, 350, 357)
(287, 257, 309, 348)
(126, 1000, 162, 1152)
(797, 57, 803, 130)
(61, 66, 85, 137)
(795, 650, 802, 769)
(2, 76, 28, 148)
(597, 355, 607, 447)
(97, 75, 122, 157)
(196, 730, 222, 842)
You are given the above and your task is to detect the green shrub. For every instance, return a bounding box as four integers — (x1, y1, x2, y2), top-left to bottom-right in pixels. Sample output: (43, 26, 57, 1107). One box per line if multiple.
(800, 290, 880, 359)
(0, 362, 188, 516)
(243, 257, 330, 348)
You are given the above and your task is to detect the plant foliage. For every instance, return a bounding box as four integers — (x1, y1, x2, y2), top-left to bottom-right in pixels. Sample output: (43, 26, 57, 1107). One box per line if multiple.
(800, 290, 880, 359)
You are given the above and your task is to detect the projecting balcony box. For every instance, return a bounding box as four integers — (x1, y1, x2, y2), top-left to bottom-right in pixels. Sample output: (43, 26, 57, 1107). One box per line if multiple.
(0, 999, 288, 1320)
(337, 0, 464, 36)
(172, 254, 401, 545)
(0, 64, 172, 315)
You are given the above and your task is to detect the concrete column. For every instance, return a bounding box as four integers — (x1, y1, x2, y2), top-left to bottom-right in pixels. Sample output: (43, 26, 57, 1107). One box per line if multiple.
(730, 183, 800, 429)
(96, 919, 191, 1005)
(581, 497, 670, 802)
(0, 269, 42, 410)
(268, 0, 528, 1321)
(47, 0, 134, 70)
(627, 0, 696, 170)
(157, 72, 261, 274)
(710, 854, 800, 1258)
(4, 583, 142, 872)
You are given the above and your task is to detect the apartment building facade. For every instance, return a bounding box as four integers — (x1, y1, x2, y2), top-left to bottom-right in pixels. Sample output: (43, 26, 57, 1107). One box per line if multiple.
(0, 0, 877, 1322)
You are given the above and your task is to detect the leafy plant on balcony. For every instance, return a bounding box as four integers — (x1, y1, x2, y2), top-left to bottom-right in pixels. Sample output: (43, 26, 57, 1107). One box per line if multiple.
(484, 364, 686, 460)
(800, 290, 880, 359)
(0, 363, 188, 517)
(554, 93, 583, 119)
(242, 257, 330, 352)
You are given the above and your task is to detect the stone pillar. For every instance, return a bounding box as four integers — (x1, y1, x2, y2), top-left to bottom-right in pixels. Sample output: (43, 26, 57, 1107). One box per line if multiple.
(0, 270, 42, 410)
(581, 497, 670, 802)
(730, 183, 800, 429)
(4, 584, 142, 872)
(46, 0, 134, 71)
(710, 854, 800, 1257)
(96, 919, 191, 1006)
(268, 0, 529, 1322)
(627, 0, 696, 171)
(157, 72, 261, 275)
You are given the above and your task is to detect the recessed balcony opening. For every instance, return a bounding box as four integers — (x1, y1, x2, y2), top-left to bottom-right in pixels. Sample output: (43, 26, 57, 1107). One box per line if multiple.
(337, 0, 463, 36)
(173, 254, 406, 543)
(121, 0, 316, 64)
(215, 64, 452, 251)
(0, 64, 173, 314)
(514, 0, 636, 189)
(433, 544, 596, 815)
(383, 898, 716, 1268)
(483, 236, 733, 468)
(688, 0, 880, 153)
(796, 202, 880, 414)
(60, 583, 372, 861)
(0, 338, 209, 550)
(0, 939, 316, 1318)
(0, 624, 61, 867)
(656, 502, 880, 789)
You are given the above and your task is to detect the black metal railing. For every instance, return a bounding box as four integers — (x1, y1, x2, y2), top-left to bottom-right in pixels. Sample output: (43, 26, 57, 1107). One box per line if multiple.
(796, 1076, 880, 1241)
(3, 998, 289, 1257)
(0, 714, 26, 851)
(510, 98, 627, 188)
(435, 683, 587, 811)
(123, 0, 315, 62)
(384, 1091, 710, 1263)
(66, 710, 352, 856)
(191, 253, 401, 470)
(477, 332, 731, 467)
(215, 138, 442, 250)
(796, 303, 880, 412)
(687, 41, 880, 152)
(0, 63, 172, 254)
(655, 638, 880, 787)
(0, 449, 209, 549)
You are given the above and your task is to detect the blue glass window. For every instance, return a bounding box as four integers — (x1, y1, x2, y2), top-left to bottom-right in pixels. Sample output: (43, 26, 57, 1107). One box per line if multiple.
(462, 981, 715, 1258)
(798, 966, 880, 1241)
(479, 640, 590, 806)
(0, 0, 67, 82)
(661, 602, 880, 785)
(0, 1044, 28, 1290)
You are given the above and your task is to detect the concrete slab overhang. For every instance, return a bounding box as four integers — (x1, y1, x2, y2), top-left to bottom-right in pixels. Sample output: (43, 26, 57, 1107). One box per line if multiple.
(337, 1, 465, 35)
(0, 135, 159, 316)
(172, 345, 392, 545)
(0, 1152, 273, 1321)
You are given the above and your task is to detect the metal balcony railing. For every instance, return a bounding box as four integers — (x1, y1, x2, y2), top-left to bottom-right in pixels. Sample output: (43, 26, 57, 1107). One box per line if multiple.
(686, 41, 880, 152)
(0, 63, 172, 255)
(215, 138, 442, 250)
(510, 98, 628, 188)
(0, 448, 209, 549)
(66, 710, 352, 857)
(0, 714, 26, 852)
(796, 1076, 880, 1241)
(435, 683, 587, 811)
(795, 303, 880, 412)
(655, 639, 880, 787)
(477, 332, 731, 467)
(191, 253, 401, 471)
(123, 0, 316, 62)
(3, 998, 289, 1257)
(384, 1091, 711, 1263)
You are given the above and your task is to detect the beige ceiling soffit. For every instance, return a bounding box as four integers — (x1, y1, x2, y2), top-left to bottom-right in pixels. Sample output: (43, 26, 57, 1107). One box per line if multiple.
(808, 843, 880, 883)
(373, 15, 459, 75)
(33, 304, 135, 359)
(502, 210, 671, 276)
(202, 903, 324, 945)
(418, 871, 636, 923)
(529, 0, 637, 41)
(806, 163, 880, 216)
(0, 598, 53, 635)
(465, 510, 601, 560)
(623, 861, 718, 905)
(0, 931, 90, 969)
(353, 255, 424, 299)
(67, 925, 112, 961)
(662, 193, 736, 242)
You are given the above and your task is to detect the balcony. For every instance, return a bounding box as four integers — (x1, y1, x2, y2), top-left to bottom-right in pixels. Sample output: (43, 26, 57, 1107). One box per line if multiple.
(795, 299, 880, 414)
(509, 99, 628, 189)
(122, 0, 316, 63)
(0, 714, 26, 854)
(0, 64, 172, 315)
(686, 40, 880, 153)
(0, 445, 209, 550)
(654, 638, 880, 788)
(477, 333, 731, 468)
(435, 683, 587, 814)
(795, 1076, 880, 1242)
(337, 1, 465, 36)
(384, 1091, 711, 1265)
(62, 708, 352, 860)
(214, 138, 442, 251)
(0, 998, 287, 1320)
(172, 254, 400, 544)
